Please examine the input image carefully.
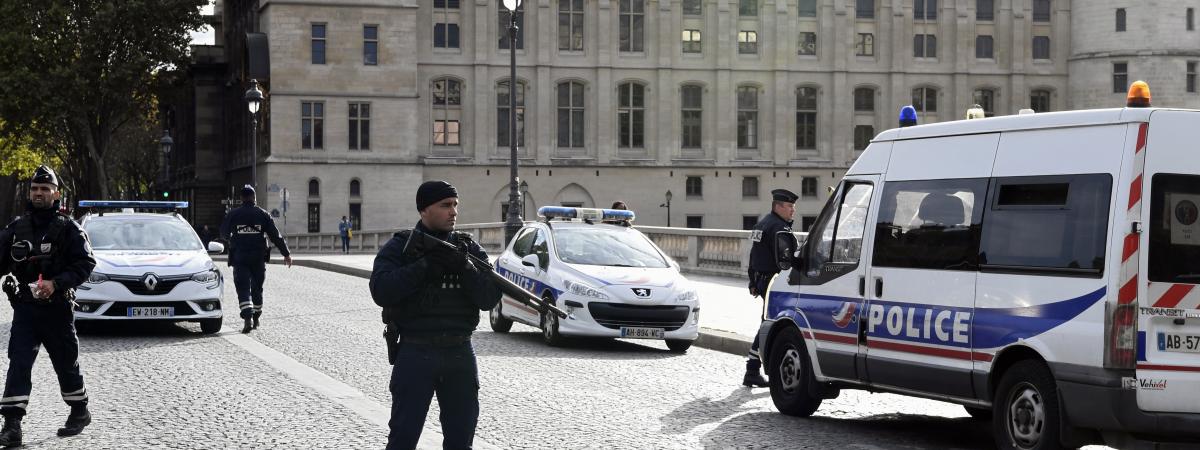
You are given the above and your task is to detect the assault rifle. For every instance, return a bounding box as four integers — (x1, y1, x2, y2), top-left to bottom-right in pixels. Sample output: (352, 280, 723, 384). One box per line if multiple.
(405, 229, 568, 319)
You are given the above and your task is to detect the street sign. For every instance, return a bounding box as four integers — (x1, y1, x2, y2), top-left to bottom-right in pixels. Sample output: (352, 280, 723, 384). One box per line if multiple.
(281, 200, 289, 213)
(279, 187, 290, 201)
(268, 183, 281, 193)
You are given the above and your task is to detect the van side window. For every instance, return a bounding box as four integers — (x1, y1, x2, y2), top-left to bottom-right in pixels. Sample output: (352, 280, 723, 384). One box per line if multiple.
(872, 179, 987, 271)
(799, 182, 873, 284)
(1148, 174, 1200, 283)
(979, 174, 1111, 275)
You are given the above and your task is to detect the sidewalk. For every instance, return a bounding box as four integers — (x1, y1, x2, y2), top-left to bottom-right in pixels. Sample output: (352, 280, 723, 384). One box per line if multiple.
(252, 253, 762, 357)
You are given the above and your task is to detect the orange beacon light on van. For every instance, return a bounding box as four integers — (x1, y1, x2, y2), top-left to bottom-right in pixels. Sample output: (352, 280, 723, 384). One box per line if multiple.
(1127, 80, 1152, 107)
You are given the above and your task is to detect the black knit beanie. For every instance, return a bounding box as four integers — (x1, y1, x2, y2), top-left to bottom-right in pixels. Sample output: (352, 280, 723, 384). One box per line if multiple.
(416, 180, 458, 211)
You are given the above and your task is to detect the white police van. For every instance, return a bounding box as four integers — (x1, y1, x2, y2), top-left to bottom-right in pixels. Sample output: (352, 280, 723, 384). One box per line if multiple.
(75, 201, 226, 334)
(490, 207, 700, 352)
(760, 83, 1200, 449)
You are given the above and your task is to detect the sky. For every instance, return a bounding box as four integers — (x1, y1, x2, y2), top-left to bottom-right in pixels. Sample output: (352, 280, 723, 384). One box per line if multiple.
(189, 1, 216, 46)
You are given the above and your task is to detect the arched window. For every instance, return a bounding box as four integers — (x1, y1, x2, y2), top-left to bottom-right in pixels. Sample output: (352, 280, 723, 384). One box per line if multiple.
(349, 179, 361, 197)
(736, 86, 758, 149)
(913, 87, 938, 114)
(617, 82, 646, 148)
(432, 77, 462, 146)
(557, 81, 585, 148)
(497, 80, 526, 147)
(680, 85, 703, 149)
(796, 87, 818, 150)
(307, 179, 321, 233)
(308, 179, 320, 197)
(854, 87, 875, 112)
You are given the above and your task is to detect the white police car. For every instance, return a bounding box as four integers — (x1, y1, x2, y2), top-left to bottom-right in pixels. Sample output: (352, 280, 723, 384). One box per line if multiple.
(74, 201, 225, 334)
(489, 206, 700, 352)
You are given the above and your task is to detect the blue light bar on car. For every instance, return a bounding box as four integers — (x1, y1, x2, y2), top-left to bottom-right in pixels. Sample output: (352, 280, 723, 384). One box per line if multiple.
(78, 200, 189, 209)
(537, 206, 635, 223)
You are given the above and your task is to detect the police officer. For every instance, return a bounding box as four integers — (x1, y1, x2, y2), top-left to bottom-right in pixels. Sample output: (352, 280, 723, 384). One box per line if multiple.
(0, 166, 97, 446)
(369, 181, 501, 450)
(219, 185, 293, 334)
(743, 188, 798, 388)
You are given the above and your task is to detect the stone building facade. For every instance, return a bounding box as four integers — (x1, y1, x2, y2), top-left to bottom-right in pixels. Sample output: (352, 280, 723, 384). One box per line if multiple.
(174, 0, 1200, 235)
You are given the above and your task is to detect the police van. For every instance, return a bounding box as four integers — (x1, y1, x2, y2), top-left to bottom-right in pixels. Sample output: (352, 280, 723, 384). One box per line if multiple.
(491, 207, 700, 352)
(760, 83, 1200, 449)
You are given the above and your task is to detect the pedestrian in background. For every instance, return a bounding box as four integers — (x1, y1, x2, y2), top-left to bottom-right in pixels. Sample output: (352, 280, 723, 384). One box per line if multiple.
(339, 216, 352, 254)
(199, 225, 215, 249)
(220, 185, 293, 333)
(743, 188, 798, 388)
(370, 180, 501, 450)
(610, 201, 627, 210)
(0, 166, 96, 446)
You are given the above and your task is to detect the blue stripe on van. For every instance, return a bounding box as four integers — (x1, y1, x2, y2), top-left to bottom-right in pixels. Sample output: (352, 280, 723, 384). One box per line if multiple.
(1138, 331, 1147, 362)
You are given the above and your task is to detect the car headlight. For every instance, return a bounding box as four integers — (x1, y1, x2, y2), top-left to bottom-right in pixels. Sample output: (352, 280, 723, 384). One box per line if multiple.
(563, 279, 609, 300)
(675, 289, 698, 303)
(86, 272, 109, 284)
(191, 270, 220, 284)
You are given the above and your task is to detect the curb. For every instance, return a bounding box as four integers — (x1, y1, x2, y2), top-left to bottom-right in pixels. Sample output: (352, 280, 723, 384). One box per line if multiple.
(266, 257, 756, 357)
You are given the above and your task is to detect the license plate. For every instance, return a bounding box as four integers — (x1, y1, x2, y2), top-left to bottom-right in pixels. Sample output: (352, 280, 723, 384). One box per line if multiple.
(1158, 332, 1200, 353)
(128, 307, 174, 318)
(620, 327, 664, 339)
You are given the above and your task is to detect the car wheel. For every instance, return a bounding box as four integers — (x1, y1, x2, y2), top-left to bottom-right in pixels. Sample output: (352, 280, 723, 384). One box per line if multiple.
(767, 327, 822, 417)
(489, 302, 513, 333)
(993, 360, 1066, 450)
(200, 318, 223, 335)
(964, 405, 993, 420)
(665, 339, 693, 353)
(540, 296, 564, 347)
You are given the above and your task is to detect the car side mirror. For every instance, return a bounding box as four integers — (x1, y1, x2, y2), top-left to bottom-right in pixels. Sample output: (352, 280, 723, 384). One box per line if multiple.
(775, 231, 799, 271)
(521, 254, 540, 268)
(207, 241, 225, 255)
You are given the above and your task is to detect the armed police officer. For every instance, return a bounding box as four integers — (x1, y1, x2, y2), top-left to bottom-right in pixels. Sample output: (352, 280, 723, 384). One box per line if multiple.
(219, 185, 293, 334)
(743, 188, 798, 388)
(0, 166, 97, 446)
(370, 181, 501, 450)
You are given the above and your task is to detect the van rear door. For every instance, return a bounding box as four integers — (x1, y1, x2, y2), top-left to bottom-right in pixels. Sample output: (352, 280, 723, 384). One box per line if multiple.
(1138, 110, 1200, 414)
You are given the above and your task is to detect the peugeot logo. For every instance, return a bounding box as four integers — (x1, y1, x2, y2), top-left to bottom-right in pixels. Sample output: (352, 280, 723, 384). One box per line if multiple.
(142, 274, 159, 291)
(631, 288, 651, 298)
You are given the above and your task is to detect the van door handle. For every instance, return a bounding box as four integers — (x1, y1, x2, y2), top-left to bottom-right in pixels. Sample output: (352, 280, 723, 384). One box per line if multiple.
(859, 276, 866, 296)
(874, 277, 883, 298)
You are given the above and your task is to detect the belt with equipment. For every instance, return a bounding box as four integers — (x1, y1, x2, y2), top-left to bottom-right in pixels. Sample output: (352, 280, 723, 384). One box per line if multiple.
(396, 334, 471, 346)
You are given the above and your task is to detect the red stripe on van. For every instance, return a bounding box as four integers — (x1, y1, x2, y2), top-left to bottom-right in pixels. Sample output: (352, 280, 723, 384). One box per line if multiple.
(1128, 174, 1143, 210)
(972, 352, 994, 362)
(1119, 277, 1138, 305)
(1122, 233, 1139, 262)
(867, 340, 973, 361)
(1135, 123, 1148, 154)
(812, 331, 858, 345)
(1137, 364, 1200, 373)
(1152, 284, 1194, 309)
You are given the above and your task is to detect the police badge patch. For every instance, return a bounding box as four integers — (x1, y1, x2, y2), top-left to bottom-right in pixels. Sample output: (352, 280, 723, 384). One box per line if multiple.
(749, 230, 763, 242)
(41, 243, 52, 253)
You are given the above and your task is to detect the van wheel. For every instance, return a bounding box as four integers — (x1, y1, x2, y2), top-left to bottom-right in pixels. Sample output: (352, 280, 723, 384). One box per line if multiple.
(200, 319, 222, 334)
(540, 296, 564, 347)
(665, 339, 693, 353)
(768, 327, 822, 417)
(489, 302, 513, 333)
(964, 406, 992, 420)
(993, 360, 1066, 450)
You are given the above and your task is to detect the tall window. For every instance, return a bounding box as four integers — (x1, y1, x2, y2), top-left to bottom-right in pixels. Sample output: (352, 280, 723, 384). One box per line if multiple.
(497, 80, 526, 147)
(798, 32, 816, 55)
(1188, 62, 1197, 93)
(913, 87, 938, 114)
(856, 33, 874, 56)
(682, 29, 702, 53)
(914, 34, 937, 58)
(914, 0, 937, 21)
(739, 0, 756, 16)
(854, 87, 874, 112)
(738, 31, 758, 54)
(363, 25, 378, 65)
(1116, 8, 1126, 32)
(1113, 62, 1128, 93)
(681, 85, 703, 148)
(557, 81, 585, 148)
(311, 24, 326, 65)
(348, 102, 370, 150)
(1032, 36, 1050, 60)
(799, 0, 816, 17)
(618, 83, 646, 148)
(349, 203, 362, 231)
(737, 86, 758, 149)
(434, 23, 461, 49)
(309, 179, 320, 196)
(349, 179, 361, 197)
(619, 0, 645, 52)
(683, 0, 702, 16)
(686, 176, 703, 197)
(1030, 89, 1051, 112)
(433, 0, 460, 7)
(856, 0, 874, 19)
(801, 177, 818, 198)
(559, 0, 584, 51)
(499, 4, 524, 50)
(1189, 8, 1195, 31)
(977, 0, 994, 21)
(742, 177, 759, 198)
(307, 203, 320, 233)
(973, 89, 996, 117)
(854, 125, 874, 150)
(796, 87, 817, 150)
(301, 102, 324, 149)
(432, 78, 462, 146)
(1033, 0, 1051, 23)
(976, 35, 994, 59)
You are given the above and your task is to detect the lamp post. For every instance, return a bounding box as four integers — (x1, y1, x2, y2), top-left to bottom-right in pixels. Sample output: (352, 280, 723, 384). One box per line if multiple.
(659, 190, 673, 227)
(244, 79, 264, 202)
(519, 179, 530, 218)
(159, 130, 173, 199)
(502, 0, 523, 244)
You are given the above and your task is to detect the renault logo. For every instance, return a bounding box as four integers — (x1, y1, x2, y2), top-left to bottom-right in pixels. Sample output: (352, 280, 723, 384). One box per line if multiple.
(142, 274, 159, 291)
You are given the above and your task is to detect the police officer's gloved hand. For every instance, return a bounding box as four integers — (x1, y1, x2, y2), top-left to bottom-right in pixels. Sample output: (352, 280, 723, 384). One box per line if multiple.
(425, 248, 472, 275)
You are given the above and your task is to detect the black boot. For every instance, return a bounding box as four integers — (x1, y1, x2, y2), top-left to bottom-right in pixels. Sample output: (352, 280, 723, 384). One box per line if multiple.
(0, 416, 21, 448)
(743, 358, 769, 388)
(241, 317, 253, 334)
(252, 312, 261, 329)
(57, 404, 90, 437)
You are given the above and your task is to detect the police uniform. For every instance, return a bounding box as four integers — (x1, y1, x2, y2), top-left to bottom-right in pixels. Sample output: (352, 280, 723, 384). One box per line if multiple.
(743, 188, 798, 387)
(219, 185, 291, 333)
(369, 181, 501, 450)
(0, 166, 96, 445)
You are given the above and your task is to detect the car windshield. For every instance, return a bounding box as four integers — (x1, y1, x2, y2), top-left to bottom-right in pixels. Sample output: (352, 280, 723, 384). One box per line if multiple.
(84, 217, 203, 251)
(552, 227, 669, 268)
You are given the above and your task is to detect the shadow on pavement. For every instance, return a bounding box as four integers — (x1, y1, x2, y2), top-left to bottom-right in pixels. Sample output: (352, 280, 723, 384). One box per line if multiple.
(701, 410, 994, 449)
(476, 329, 688, 361)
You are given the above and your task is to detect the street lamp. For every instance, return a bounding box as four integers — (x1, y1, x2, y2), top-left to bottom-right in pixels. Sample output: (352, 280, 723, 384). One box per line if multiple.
(159, 130, 174, 199)
(519, 180, 530, 218)
(244, 79, 264, 202)
(659, 190, 673, 227)
(502, 0, 524, 244)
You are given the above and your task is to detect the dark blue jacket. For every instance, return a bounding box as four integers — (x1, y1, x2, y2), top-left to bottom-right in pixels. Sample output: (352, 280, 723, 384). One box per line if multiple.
(0, 207, 96, 301)
(748, 211, 793, 277)
(220, 202, 291, 266)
